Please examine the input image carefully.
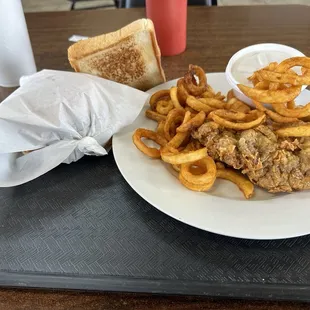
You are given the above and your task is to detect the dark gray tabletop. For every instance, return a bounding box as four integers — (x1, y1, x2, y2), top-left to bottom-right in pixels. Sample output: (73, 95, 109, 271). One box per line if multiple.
(1, 153, 310, 301)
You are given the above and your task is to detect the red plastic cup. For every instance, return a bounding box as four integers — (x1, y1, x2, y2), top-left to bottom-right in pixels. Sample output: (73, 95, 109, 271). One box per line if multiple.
(146, 0, 187, 56)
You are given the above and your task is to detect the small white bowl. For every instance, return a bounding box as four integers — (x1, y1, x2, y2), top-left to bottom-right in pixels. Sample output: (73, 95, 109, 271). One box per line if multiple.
(225, 43, 306, 105)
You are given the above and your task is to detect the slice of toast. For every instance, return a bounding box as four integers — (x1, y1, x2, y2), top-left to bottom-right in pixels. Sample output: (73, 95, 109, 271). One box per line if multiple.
(68, 19, 166, 91)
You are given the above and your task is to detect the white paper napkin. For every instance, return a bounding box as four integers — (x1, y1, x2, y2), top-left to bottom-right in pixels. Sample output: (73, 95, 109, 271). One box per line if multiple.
(0, 69, 148, 187)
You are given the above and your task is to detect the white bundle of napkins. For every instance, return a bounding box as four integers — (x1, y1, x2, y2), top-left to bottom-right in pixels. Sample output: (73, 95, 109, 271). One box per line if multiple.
(0, 70, 148, 187)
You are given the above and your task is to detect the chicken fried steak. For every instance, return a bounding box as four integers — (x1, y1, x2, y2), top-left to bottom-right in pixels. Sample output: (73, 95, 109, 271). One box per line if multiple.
(193, 122, 310, 193)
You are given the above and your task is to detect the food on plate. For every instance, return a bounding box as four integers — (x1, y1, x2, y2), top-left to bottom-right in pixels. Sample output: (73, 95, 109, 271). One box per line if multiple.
(276, 125, 310, 137)
(208, 110, 265, 130)
(68, 19, 166, 91)
(225, 97, 251, 113)
(132, 128, 167, 159)
(252, 100, 298, 123)
(214, 92, 226, 101)
(200, 97, 226, 109)
(156, 121, 165, 137)
(287, 100, 296, 109)
(183, 64, 207, 96)
(257, 70, 310, 86)
(179, 157, 217, 191)
(145, 109, 166, 122)
(237, 84, 301, 104)
(273, 57, 310, 72)
(215, 162, 225, 170)
(132, 56, 310, 198)
(193, 123, 310, 193)
(163, 108, 186, 141)
(149, 90, 170, 110)
(186, 96, 215, 113)
(161, 147, 208, 165)
(272, 102, 310, 118)
(176, 111, 206, 133)
(176, 78, 190, 103)
(167, 111, 192, 148)
(216, 168, 254, 199)
(170, 86, 183, 109)
(209, 109, 258, 122)
(156, 99, 174, 115)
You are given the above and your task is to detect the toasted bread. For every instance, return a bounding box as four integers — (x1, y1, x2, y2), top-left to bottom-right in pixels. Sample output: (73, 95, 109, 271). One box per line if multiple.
(68, 19, 166, 91)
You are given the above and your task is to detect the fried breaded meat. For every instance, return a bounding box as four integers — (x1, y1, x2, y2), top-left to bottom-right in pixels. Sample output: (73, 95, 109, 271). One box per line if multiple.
(193, 122, 310, 192)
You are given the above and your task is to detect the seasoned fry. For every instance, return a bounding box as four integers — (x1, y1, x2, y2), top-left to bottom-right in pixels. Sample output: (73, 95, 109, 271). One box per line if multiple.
(182, 141, 196, 152)
(183, 65, 207, 96)
(256, 79, 291, 92)
(216, 168, 254, 199)
(199, 98, 226, 109)
(172, 164, 181, 172)
(253, 81, 270, 90)
(256, 57, 310, 95)
(211, 109, 258, 122)
(167, 111, 191, 148)
(226, 98, 251, 113)
(179, 173, 213, 192)
(214, 92, 226, 101)
(252, 100, 298, 123)
(202, 90, 225, 100)
(186, 96, 215, 113)
(156, 120, 165, 137)
(145, 109, 167, 122)
(258, 70, 310, 86)
(161, 147, 207, 165)
(179, 157, 217, 191)
(211, 109, 249, 121)
(202, 91, 215, 98)
(209, 111, 266, 130)
(267, 62, 279, 71)
(268, 82, 281, 91)
(164, 108, 185, 141)
(149, 90, 170, 110)
(177, 111, 206, 133)
(276, 57, 310, 72)
(177, 78, 190, 103)
(287, 101, 296, 109)
(226, 89, 235, 101)
(276, 125, 310, 137)
(255, 62, 279, 90)
(238, 84, 301, 104)
(267, 110, 298, 123)
(250, 62, 280, 89)
(182, 110, 192, 124)
(272, 102, 310, 118)
(133, 128, 167, 159)
(185, 106, 198, 116)
(170, 86, 183, 109)
(248, 73, 259, 87)
(156, 99, 174, 115)
(161, 144, 179, 154)
(180, 157, 216, 185)
(242, 110, 261, 122)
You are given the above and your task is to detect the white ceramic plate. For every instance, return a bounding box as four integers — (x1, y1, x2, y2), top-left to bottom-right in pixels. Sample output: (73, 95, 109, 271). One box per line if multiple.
(113, 73, 310, 240)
